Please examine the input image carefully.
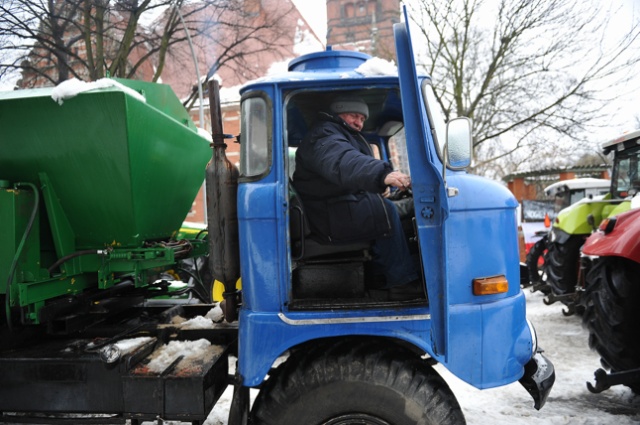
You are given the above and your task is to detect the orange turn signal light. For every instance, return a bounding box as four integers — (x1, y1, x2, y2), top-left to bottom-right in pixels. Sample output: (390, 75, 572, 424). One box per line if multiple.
(473, 275, 509, 295)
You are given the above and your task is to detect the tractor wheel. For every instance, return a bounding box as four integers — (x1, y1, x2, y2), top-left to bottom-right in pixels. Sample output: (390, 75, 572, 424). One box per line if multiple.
(251, 338, 465, 425)
(583, 257, 640, 394)
(526, 235, 550, 293)
(543, 235, 585, 296)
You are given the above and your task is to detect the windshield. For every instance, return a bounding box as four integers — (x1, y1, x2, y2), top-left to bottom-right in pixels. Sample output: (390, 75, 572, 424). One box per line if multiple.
(612, 145, 640, 198)
(421, 80, 446, 159)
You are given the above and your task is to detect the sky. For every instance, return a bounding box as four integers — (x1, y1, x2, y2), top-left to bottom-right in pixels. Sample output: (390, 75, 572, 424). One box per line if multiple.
(291, 0, 639, 41)
(291, 0, 328, 44)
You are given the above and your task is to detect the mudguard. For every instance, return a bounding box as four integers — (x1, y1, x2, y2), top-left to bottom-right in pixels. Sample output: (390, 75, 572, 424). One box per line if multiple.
(582, 208, 640, 263)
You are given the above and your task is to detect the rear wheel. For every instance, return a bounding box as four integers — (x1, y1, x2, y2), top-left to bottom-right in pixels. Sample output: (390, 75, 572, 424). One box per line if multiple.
(251, 338, 465, 425)
(583, 257, 640, 394)
(543, 235, 585, 295)
(526, 235, 550, 293)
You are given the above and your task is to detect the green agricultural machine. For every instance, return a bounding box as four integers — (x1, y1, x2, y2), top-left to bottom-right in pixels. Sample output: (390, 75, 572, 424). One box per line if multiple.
(1, 79, 212, 333)
(528, 130, 640, 313)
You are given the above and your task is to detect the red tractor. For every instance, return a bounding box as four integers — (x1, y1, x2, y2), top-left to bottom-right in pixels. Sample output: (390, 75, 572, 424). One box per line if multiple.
(581, 207, 640, 394)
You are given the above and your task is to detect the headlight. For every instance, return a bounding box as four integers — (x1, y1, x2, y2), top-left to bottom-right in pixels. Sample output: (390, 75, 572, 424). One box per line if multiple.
(599, 217, 617, 234)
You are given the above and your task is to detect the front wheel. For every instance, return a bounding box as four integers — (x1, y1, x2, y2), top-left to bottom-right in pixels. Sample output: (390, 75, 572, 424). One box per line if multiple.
(251, 338, 465, 425)
(583, 257, 640, 394)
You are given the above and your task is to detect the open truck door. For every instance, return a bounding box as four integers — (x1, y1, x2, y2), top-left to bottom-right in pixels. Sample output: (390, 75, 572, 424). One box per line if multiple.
(394, 7, 451, 359)
(393, 8, 553, 408)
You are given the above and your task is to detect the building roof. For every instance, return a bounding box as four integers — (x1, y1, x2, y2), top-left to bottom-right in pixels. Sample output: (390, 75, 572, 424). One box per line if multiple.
(502, 165, 610, 182)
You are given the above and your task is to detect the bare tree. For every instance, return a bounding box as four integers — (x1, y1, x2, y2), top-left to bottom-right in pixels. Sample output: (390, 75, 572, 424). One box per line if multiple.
(0, 0, 294, 89)
(408, 0, 640, 178)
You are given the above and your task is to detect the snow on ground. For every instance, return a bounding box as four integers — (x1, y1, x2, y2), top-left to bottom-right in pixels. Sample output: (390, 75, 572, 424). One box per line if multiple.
(153, 290, 640, 425)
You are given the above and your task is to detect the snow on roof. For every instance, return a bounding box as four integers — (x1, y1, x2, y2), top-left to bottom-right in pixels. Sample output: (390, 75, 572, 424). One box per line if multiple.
(51, 78, 146, 105)
(602, 128, 640, 149)
(355, 57, 397, 76)
(544, 178, 610, 195)
(267, 59, 292, 76)
(219, 85, 242, 104)
(248, 54, 399, 86)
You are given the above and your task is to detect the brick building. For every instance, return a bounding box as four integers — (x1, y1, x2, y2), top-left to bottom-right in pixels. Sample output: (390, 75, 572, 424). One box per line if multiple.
(326, 0, 400, 61)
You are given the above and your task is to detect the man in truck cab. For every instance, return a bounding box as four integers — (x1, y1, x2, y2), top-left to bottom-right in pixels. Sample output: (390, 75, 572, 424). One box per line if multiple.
(292, 96, 424, 301)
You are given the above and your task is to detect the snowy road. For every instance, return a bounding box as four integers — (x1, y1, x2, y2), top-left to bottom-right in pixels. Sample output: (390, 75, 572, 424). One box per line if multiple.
(199, 290, 640, 425)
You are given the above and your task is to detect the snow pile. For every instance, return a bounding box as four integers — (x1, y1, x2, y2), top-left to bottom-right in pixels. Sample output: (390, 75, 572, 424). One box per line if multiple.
(113, 336, 154, 355)
(146, 338, 211, 373)
(355, 57, 397, 76)
(205, 304, 225, 322)
(181, 316, 216, 329)
(167, 305, 225, 330)
(51, 78, 146, 105)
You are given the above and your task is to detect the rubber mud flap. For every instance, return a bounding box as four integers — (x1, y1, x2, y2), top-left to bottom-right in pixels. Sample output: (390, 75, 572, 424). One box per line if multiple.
(519, 352, 555, 410)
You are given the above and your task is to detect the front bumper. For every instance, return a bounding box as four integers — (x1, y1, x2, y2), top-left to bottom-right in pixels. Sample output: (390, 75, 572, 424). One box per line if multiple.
(518, 351, 555, 410)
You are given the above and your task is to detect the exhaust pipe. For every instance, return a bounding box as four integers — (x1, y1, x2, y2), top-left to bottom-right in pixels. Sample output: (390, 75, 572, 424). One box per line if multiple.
(205, 80, 240, 322)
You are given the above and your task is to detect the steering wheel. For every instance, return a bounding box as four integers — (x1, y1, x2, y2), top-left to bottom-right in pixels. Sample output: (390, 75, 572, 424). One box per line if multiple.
(388, 187, 412, 201)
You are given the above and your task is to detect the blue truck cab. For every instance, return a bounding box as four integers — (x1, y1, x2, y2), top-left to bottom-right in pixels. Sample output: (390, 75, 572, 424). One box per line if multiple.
(224, 10, 555, 424)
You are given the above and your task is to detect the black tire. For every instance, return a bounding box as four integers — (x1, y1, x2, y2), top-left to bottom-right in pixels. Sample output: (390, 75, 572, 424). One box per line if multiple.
(583, 257, 640, 394)
(526, 235, 548, 287)
(251, 338, 466, 425)
(543, 235, 585, 295)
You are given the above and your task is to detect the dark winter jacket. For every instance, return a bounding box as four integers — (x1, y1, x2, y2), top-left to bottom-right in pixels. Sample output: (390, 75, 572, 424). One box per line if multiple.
(292, 112, 394, 243)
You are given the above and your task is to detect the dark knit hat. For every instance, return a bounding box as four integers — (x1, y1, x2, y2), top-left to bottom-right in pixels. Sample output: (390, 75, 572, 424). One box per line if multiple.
(330, 97, 369, 119)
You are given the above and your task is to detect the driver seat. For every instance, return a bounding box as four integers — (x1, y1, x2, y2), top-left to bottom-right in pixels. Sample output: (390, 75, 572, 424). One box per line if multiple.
(289, 186, 370, 262)
(289, 185, 370, 299)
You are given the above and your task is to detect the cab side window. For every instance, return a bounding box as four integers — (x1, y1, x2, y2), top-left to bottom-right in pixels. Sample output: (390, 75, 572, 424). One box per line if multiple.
(240, 96, 271, 178)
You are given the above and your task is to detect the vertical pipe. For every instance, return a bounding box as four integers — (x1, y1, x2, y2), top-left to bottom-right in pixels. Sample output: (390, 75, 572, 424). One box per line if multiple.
(205, 80, 240, 320)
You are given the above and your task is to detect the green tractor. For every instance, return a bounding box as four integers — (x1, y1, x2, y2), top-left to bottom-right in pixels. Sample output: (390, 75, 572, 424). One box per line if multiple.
(528, 130, 640, 313)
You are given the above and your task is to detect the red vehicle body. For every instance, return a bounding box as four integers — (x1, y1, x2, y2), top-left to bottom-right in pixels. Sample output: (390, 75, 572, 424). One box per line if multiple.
(582, 208, 640, 262)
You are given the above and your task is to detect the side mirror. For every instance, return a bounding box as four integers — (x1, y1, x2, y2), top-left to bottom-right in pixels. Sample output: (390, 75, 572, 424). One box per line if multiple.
(445, 117, 472, 170)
